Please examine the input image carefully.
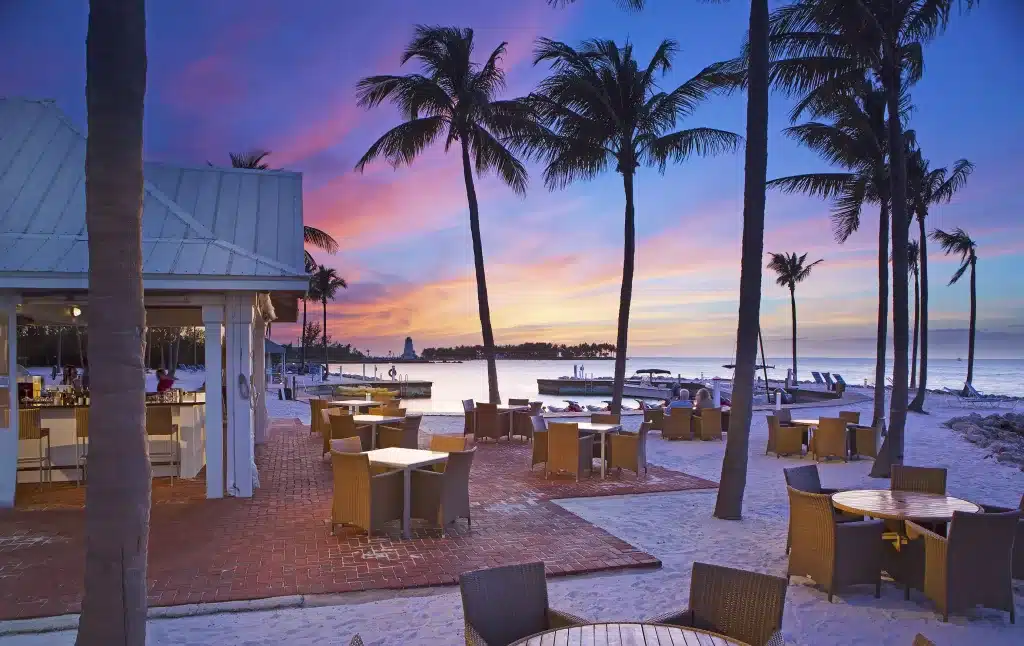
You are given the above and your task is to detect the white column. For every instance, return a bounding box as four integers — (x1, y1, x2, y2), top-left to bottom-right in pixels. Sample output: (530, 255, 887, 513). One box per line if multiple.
(202, 305, 224, 499)
(252, 316, 268, 445)
(224, 293, 254, 497)
(0, 293, 19, 508)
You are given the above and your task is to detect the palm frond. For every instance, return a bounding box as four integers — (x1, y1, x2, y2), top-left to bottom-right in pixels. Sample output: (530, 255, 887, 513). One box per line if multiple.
(354, 115, 447, 171)
(468, 124, 529, 196)
(229, 150, 272, 169)
(830, 176, 869, 243)
(766, 172, 855, 200)
(304, 226, 338, 254)
(932, 158, 974, 204)
(644, 127, 741, 172)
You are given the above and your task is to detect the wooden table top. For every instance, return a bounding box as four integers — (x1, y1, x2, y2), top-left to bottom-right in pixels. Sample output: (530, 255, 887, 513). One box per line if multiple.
(577, 422, 623, 434)
(365, 447, 448, 470)
(832, 489, 981, 521)
(511, 622, 748, 645)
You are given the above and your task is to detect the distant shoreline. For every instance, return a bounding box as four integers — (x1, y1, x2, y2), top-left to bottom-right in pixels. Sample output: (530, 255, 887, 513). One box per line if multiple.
(328, 357, 616, 363)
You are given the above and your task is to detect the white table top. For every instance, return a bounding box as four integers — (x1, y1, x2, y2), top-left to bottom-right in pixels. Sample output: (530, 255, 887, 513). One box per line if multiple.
(353, 414, 404, 424)
(329, 399, 377, 407)
(366, 447, 448, 469)
(496, 404, 530, 411)
(577, 423, 623, 433)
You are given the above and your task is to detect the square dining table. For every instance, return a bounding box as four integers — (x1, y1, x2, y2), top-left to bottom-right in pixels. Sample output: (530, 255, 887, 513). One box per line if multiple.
(352, 414, 404, 449)
(329, 399, 377, 413)
(366, 447, 449, 539)
(576, 422, 623, 478)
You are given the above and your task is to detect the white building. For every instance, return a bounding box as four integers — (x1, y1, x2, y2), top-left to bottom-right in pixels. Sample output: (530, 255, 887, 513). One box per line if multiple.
(0, 98, 308, 506)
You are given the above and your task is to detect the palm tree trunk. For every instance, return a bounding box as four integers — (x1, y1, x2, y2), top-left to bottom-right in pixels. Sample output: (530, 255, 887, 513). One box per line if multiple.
(789, 286, 798, 383)
(300, 297, 307, 371)
(870, 201, 889, 430)
(965, 256, 977, 387)
(714, 0, 768, 521)
(909, 213, 929, 412)
(910, 268, 919, 390)
(611, 170, 637, 413)
(460, 139, 500, 403)
(322, 297, 328, 372)
(77, 1, 150, 644)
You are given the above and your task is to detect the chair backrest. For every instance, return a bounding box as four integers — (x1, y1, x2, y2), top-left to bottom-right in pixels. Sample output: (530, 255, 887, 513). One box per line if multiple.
(891, 465, 947, 495)
(834, 374, 846, 386)
(528, 401, 543, 415)
(636, 421, 650, 461)
(776, 408, 793, 423)
(766, 415, 780, 451)
(547, 422, 580, 468)
(330, 450, 371, 499)
(430, 434, 468, 453)
(329, 412, 357, 437)
(372, 393, 396, 403)
(330, 436, 363, 453)
(786, 486, 837, 579)
(508, 398, 529, 406)
(815, 417, 847, 457)
(529, 415, 547, 434)
(912, 634, 936, 646)
(459, 562, 550, 646)
(783, 464, 823, 494)
(310, 398, 328, 434)
(475, 402, 502, 439)
(663, 409, 692, 437)
(145, 406, 174, 436)
(591, 413, 620, 425)
(700, 408, 723, 438)
(18, 409, 43, 440)
(811, 371, 823, 384)
(946, 509, 1019, 600)
(322, 407, 345, 429)
(370, 405, 405, 417)
(74, 407, 89, 439)
(822, 373, 834, 386)
(462, 399, 475, 413)
(688, 561, 787, 646)
(463, 399, 475, 435)
(441, 447, 476, 494)
(643, 407, 664, 430)
(404, 414, 422, 432)
(838, 410, 860, 424)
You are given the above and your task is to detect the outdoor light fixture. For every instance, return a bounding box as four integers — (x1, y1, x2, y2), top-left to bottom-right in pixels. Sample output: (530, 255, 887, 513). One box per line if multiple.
(71, 306, 81, 318)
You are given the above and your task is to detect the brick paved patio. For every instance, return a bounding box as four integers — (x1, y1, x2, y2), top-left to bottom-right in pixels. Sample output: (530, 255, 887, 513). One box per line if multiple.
(0, 419, 716, 620)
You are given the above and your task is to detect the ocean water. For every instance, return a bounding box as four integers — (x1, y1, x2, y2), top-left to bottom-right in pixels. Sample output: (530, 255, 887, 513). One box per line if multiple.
(330, 357, 1024, 412)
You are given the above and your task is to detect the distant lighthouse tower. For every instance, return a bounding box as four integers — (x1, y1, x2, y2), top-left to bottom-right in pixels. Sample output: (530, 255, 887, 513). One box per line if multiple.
(400, 336, 418, 360)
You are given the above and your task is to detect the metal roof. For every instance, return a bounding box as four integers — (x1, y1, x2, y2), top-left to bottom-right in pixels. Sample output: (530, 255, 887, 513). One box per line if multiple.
(0, 98, 307, 291)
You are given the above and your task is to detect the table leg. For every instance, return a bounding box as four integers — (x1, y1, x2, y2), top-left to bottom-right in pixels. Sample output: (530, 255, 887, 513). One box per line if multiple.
(371, 423, 377, 449)
(600, 432, 606, 479)
(402, 468, 412, 539)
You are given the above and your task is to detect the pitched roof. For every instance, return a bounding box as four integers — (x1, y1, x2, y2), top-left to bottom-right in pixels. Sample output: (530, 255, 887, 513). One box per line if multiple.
(0, 98, 307, 289)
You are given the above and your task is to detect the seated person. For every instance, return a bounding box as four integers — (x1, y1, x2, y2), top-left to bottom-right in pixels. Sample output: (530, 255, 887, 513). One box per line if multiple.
(665, 386, 692, 412)
(156, 369, 176, 393)
(694, 387, 715, 410)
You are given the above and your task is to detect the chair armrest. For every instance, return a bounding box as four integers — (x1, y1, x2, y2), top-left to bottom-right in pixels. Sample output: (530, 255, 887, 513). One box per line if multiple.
(835, 519, 885, 560)
(464, 620, 491, 646)
(370, 469, 404, 482)
(646, 608, 692, 627)
(765, 630, 786, 646)
(819, 487, 842, 495)
(905, 520, 946, 545)
(547, 608, 588, 628)
(980, 503, 1015, 513)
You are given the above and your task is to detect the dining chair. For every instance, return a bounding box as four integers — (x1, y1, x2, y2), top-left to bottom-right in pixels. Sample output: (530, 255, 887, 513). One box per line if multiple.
(694, 408, 723, 441)
(309, 398, 329, 436)
(462, 399, 475, 436)
(812, 418, 848, 462)
(545, 422, 593, 482)
(662, 408, 693, 440)
(591, 413, 620, 425)
(530, 416, 549, 470)
(838, 410, 861, 424)
(330, 436, 363, 453)
(852, 423, 880, 459)
(783, 465, 862, 553)
(643, 407, 664, 432)
(474, 402, 510, 442)
(891, 465, 947, 495)
(74, 406, 89, 485)
(146, 406, 180, 483)
(608, 422, 650, 479)
(377, 414, 421, 449)
(980, 494, 1024, 579)
(766, 415, 803, 457)
(329, 450, 403, 536)
(321, 408, 349, 455)
(329, 413, 373, 452)
(369, 405, 406, 417)
(411, 447, 476, 533)
(17, 409, 52, 489)
(507, 398, 530, 406)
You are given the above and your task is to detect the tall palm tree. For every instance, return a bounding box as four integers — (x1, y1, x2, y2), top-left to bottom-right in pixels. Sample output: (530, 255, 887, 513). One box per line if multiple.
(225, 150, 339, 268)
(308, 266, 348, 368)
(906, 149, 973, 411)
(78, 0, 150, 643)
(931, 228, 978, 393)
(548, 0, 771, 520)
(354, 26, 538, 404)
(300, 255, 316, 370)
(907, 239, 920, 390)
(514, 37, 739, 414)
(766, 252, 823, 384)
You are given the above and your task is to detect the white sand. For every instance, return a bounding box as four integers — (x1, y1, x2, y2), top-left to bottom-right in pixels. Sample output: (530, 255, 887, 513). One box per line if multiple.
(4, 396, 1021, 645)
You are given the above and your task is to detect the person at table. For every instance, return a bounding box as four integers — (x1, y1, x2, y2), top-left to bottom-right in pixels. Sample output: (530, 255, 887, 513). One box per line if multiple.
(156, 368, 176, 393)
(665, 385, 692, 412)
(694, 387, 715, 410)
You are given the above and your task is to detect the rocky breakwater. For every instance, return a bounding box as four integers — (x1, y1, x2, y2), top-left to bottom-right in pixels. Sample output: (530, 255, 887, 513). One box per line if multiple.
(945, 412, 1024, 470)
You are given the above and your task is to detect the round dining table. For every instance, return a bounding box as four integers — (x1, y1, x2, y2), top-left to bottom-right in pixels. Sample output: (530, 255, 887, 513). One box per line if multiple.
(510, 622, 748, 645)
(831, 489, 981, 523)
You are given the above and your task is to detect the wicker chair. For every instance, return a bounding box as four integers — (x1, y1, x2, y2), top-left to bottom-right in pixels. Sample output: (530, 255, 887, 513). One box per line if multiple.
(511, 403, 537, 443)
(146, 406, 179, 482)
(459, 561, 588, 646)
(369, 405, 406, 417)
(766, 415, 803, 457)
(463, 399, 476, 436)
(329, 413, 373, 452)
(545, 422, 593, 482)
(905, 510, 1019, 622)
(530, 417, 548, 470)
(694, 408, 723, 441)
(838, 410, 861, 424)
(783, 465, 861, 553)
(377, 414, 421, 449)
(812, 417, 848, 462)
(411, 447, 476, 532)
(508, 398, 530, 406)
(329, 450, 403, 535)
(980, 495, 1024, 579)
(475, 403, 510, 442)
(431, 434, 471, 453)
(891, 465, 947, 495)
(776, 408, 793, 424)
(852, 423, 880, 459)
(321, 408, 348, 455)
(912, 635, 935, 646)
(330, 436, 363, 453)
(648, 562, 787, 646)
(786, 486, 884, 601)
(607, 422, 649, 479)
(643, 407, 664, 432)
(663, 409, 693, 440)
(17, 409, 52, 487)
(310, 398, 329, 436)
(591, 413, 620, 425)
(74, 406, 89, 485)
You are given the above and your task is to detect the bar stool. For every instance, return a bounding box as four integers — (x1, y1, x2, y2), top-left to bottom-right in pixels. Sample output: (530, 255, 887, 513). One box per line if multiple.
(75, 407, 89, 485)
(146, 406, 180, 484)
(17, 409, 52, 489)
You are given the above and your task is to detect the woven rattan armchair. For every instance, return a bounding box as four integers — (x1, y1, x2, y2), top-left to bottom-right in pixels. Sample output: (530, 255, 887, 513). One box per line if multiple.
(411, 447, 476, 532)
(607, 422, 649, 479)
(431, 434, 471, 453)
(508, 398, 530, 406)
(783, 465, 862, 553)
(329, 413, 373, 453)
(377, 414, 422, 449)
(648, 562, 787, 646)
(663, 409, 693, 440)
(981, 495, 1024, 579)
(530, 417, 548, 470)
(891, 465, 947, 495)
(321, 408, 348, 454)
(852, 423, 880, 459)
(786, 486, 884, 601)
(776, 408, 793, 424)
(766, 415, 803, 457)
(459, 561, 587, 646)
(329, 450, 403, 535)
(475, 403, 510, 442)
(905, 510, 1019, 622)
(811, 417, 847, 462)
(545, 422, 593, 482)
(643, 407, 664, 432)
(694, 408, 722, 441)
(310, 398, 329, 436)
(591, 413, 620, 425)
(463, 399, 476, 436)
(330, 436, 363, 453)
(369, 405, 406, 417)
(912, 635, 935, 646)
(838, 410, 861, 424)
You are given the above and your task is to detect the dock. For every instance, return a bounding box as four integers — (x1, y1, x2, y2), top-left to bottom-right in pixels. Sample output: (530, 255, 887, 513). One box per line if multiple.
(337, 374, 432, 398)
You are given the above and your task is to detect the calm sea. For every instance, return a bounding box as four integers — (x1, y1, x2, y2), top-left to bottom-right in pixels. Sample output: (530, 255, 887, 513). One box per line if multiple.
(329, 357, 1024, 412)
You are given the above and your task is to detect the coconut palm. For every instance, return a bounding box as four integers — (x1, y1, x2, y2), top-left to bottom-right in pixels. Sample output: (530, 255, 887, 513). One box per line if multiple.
(931, 228, 979, 392)
(907, 239, 920, 390)
(513, 37, 739, 414)
(300, 254, 316, 370)
(767, 252, 823, 384)
(78, 0, 150, 643)
(308, 266, 348, 368)
(354, 26, 538, 404)
(224, 150, 339, 268)
(906, 149, 973, 411)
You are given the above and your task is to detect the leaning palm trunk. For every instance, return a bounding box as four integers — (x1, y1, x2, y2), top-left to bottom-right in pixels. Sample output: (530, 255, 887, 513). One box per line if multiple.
(461, 140, 500, 403)
(910, 267, 919, 390)
(871, 202, 889, 429)
(300, 297, 307, 370)
(76, 0, 151, 644)
(611, 171, 637, 413)
(965, 257, 977, 388)
(322, 298, 329, 369)
(714, 0, 769, 521)
(909, 214, 929, 411)
(789, 287, 798, 382)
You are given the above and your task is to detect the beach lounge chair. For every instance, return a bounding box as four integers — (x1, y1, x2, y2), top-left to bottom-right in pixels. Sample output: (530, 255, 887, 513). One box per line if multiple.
(834, 374, 847, 389)
(822, 373, 835, 391)
(811, 371, 824, 386)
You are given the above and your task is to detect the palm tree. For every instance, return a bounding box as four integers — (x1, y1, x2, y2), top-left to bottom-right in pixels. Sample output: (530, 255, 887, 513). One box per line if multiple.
(906, 149, 973, 412)
(224, 150, 339, 268)
(354, 26, 538, 404)
(767, 253, 823, 384)
(907, 239, 920, 390)
(300, 254, 316, 371)
(308, 266, 348, 368)
(514, 37, 739, 414)
(931, 228, 979, 393)
(78, 0, 150, 643)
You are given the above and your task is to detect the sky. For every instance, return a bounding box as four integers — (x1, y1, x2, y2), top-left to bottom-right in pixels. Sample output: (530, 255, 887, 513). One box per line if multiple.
(2, 0, 1022, 359)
